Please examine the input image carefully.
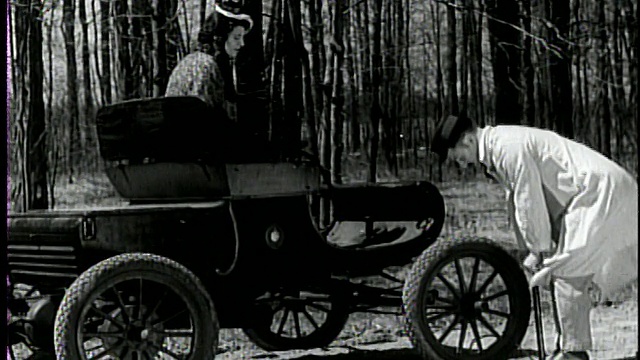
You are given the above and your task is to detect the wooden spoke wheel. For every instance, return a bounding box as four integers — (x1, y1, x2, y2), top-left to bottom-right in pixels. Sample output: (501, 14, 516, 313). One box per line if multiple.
(403, 237, 531, 360)
(243, 290, 350, 351)
(54, 253, 219, 360)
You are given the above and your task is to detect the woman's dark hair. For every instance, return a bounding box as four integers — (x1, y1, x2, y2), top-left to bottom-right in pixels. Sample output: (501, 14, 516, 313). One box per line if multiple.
(196, 12, 251, 55)
(196, 13, 218, 55)
(213, 15, 251, 53)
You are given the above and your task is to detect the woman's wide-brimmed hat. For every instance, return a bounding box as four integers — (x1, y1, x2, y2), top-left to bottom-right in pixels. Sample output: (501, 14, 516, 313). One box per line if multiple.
(215, 0, 254, 32)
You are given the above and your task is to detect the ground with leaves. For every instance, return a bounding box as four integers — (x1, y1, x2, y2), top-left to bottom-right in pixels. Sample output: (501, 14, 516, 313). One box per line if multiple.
(10, 176, 638, 360)
(213, 180, 637, 360)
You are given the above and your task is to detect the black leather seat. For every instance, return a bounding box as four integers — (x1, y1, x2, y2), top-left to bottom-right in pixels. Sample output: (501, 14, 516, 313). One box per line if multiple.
(316, 181, 447, 275)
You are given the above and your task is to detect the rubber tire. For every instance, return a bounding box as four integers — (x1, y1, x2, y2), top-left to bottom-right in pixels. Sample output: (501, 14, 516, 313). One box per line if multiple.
(242, 295, 350, 351)
(402, 237, 531, 360)
(54, 253, 219, 359)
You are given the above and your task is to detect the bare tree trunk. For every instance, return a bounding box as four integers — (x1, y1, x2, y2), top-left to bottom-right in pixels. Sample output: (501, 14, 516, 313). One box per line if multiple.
(572, 0, 585, 142)
(165, 0, 181, 75)
(12, 1, 30, 211)
(596, 0, 611, 157)
(62, 0, 80, 183)
(629, 3, 640, 154)
(584, 61, 598, 148)
(291, 0, 318, 157)
(237, 0, 267, 141)
(91, 0, 103, 105)
(369, 0, 383, 183)
(264, 0, 278, 65)
(460, 6, 469, 114)
(79, 0, 94, 118)
(359, 1, 372, 160)
(320, 0, 334, 175)
(142, 1, 154, 97)
(487, 0, 521, 124)
(521, 0, 535, 127)
(628, 0, 637, 136)
(345, 4, 360, 154)
(282, 0, 303, 159)
(474, 1, 484, 125)
(378, 0, 394, 175)
(200, 0, 207, 29)
(549, 0, 573, 137)
(538, 0, 552, 129)
(46, 2, 56, 206)
(25, 0, 49, 210)
(446, 0, 458, 115)
(268, 0, 284, 156)
(131, 0, 146, 99)
(421, 4, 430, 155)
(611, 1, 626, 159)
(329, 0, 344, 184)
(431, 1, 444, 180)
(115, 0, 134, 99)
(154, 0, 168, 96)
(78, 0, 95, 171)
(309, 0, 325, 127)
(100, 0, 112, 104)
(431, 2, 444, 121)
(635, 0, 639, 154)
(406, 0, 417, 168)
(395, 0, 405, 173)
(466, 3, 478, 123)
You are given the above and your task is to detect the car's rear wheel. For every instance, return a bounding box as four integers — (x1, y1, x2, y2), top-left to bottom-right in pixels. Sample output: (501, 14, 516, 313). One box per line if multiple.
(243, 290, 350, 351)
(54, 253, 219, 359)
(403, 237, 531, 360)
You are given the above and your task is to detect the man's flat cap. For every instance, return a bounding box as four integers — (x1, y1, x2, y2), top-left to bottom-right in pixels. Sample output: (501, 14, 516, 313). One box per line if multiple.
(431, 114, 474, 163)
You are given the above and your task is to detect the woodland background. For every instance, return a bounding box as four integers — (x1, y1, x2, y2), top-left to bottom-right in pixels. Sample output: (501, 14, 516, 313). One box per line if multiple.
(8, 0, 639, 211)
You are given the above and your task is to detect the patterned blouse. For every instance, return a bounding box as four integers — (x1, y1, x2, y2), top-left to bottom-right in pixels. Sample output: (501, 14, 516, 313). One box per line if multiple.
(165, 52, 238, 122)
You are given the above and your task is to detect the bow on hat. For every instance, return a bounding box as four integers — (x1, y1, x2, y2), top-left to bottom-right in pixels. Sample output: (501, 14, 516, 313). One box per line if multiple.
(216, 0, 254, 31)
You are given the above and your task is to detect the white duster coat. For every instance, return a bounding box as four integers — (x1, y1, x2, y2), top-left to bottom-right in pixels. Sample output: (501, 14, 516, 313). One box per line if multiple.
(478, 126, 638, 298)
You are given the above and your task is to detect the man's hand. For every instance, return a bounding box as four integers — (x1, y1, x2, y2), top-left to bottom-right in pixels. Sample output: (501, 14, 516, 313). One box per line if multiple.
(523, 252, 542, 273)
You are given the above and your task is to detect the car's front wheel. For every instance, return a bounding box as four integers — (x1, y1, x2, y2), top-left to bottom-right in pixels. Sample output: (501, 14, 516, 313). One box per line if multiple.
(54, 253, 219, 359)
(403, 237, 531, 360)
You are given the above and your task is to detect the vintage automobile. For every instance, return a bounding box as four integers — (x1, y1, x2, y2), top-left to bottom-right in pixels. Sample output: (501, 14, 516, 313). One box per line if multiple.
(7, 96, 532, 360)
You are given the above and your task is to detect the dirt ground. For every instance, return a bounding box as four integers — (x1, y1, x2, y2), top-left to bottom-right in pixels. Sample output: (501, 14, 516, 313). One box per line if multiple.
(213, 180, 638, 360)
(8, 179, 639, 360)
(216, 299, 637, 360)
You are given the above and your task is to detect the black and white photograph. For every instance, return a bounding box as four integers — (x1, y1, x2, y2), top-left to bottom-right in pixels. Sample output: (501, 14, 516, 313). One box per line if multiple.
(6, 0, 639, 359)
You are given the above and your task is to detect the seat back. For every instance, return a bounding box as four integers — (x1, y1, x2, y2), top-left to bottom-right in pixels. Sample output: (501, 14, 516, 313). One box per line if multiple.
(96, 96, 234, 200)
(96, 96, 234, 164)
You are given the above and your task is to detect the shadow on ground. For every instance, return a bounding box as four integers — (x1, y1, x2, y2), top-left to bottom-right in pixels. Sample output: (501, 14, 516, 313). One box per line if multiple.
(263, 347, 637, 360)
(281, 348, 421, 360)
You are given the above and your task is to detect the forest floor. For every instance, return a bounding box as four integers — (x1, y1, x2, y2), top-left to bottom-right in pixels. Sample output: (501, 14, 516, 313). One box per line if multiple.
(9, 175, 638, 360)
(214, 180, 637, 360)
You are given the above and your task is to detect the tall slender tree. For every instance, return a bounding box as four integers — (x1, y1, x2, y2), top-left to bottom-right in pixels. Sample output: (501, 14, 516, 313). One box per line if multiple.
(329, 0, 345, 184)
(114, 0, 133, 99)
(445, 0, 458, 115)
(281, 0, 304, 158)
(78, 0, 94, 120)
(100, 0, 112, 103)
(487, 0, 521, 124)
(596, 0, 611, 157)
(369, 0, 383, 183)
(24, 0, 49, 210)
(548, 0, 573, 137)
(62, 0, 80, 182)
(521, 0, 535, 127)
(238, 0, 268, 144)
(345, 5, 360, 154)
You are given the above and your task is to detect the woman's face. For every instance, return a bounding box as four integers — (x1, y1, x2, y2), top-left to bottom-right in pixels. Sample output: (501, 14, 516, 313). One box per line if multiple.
(225, 26, 247, 59)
